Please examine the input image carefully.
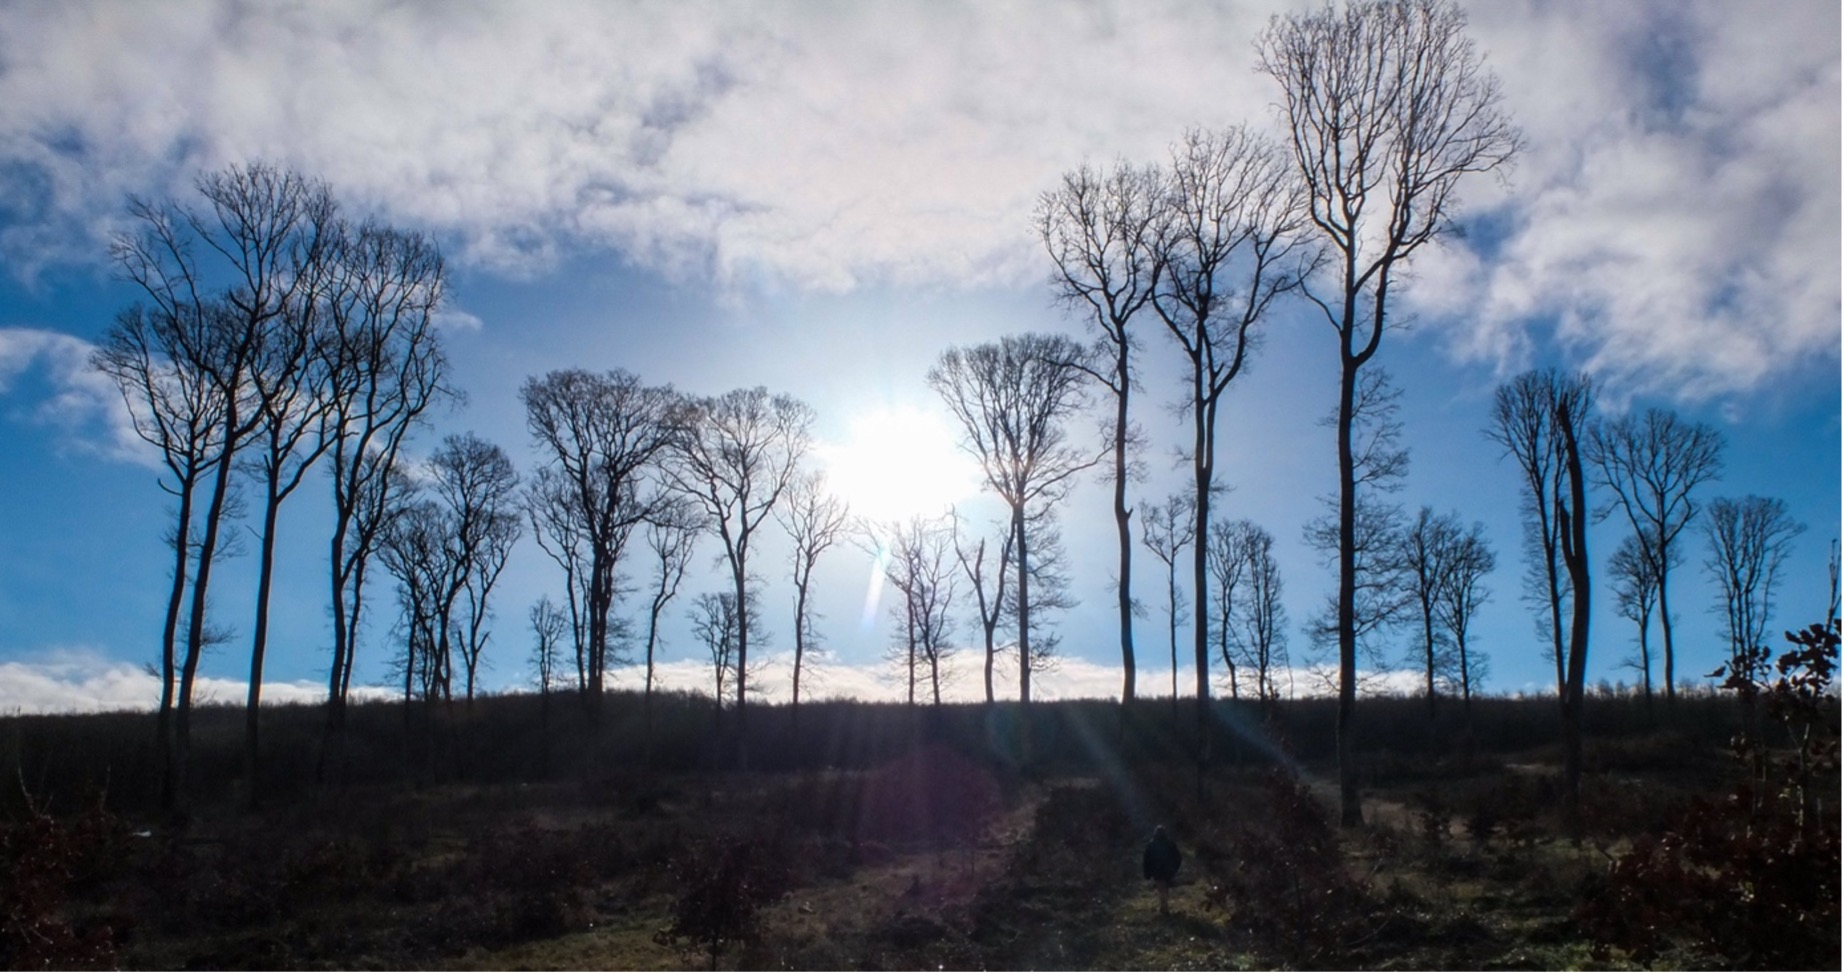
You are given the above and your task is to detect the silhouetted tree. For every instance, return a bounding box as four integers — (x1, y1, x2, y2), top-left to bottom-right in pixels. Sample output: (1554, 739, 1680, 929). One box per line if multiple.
(869, 515, 960, 706)
(1609, 532, 1662, 705)
(929, 333, 1096, 708)
(1223, 520, 1289, 706)
(1141, 493, 1194, 718)
(322, 219, 450, 757)
(667, 387, 813, 767)
(1260, 0, 1519, 827)
(1303, 370, 1410, 705)
(1397, 506, 1463, 715)
(427, 433, 521, 704)
(1437, 519, 1494, 723)
(522, 369, 678, 716)
(1704, 495, 1805, 689)
(1487, 368, 1596, 697)
(96, 162, 341, 809)
(1590, 407, 1724, 703)
(952, 511, 1014, 705)
(1150, 125, 1315, 760)
(529, 596, 568, 725)
(775, 470, 849, 726)
(640, 495, 703, 747)
(1037, 161, 1161, 704)
(1556, 396, 1593, 833)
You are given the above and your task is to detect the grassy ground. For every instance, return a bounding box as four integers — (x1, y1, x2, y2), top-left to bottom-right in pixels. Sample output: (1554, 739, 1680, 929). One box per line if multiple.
(1, 690, 1834, 969)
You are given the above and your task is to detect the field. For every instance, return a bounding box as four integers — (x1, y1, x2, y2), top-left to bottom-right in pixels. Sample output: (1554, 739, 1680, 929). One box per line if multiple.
(2, 685, 1836, 970)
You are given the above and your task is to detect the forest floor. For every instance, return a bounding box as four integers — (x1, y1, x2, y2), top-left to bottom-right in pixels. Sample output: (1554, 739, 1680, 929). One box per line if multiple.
(40, 746, 1705, 970)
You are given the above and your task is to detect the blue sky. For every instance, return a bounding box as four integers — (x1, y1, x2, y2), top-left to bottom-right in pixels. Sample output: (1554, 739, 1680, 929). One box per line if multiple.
(0, 0, 1838, 712)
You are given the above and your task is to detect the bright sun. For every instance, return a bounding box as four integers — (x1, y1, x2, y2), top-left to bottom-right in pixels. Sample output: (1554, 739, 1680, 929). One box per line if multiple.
(816, 407, 983, 523)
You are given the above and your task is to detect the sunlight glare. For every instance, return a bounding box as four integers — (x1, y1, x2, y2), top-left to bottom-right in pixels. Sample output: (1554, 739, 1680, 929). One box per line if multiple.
(817, 406, 982, 524)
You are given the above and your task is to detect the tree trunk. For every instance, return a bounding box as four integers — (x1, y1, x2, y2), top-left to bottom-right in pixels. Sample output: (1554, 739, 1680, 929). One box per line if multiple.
(1336, 355, 1362, 828)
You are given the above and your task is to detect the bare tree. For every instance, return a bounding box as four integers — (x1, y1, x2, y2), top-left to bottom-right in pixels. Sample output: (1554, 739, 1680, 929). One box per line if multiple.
(1608, 533, 1662, 706)
(1436, 520, 1494, 723)
(1224, 520, 1290, 707)
(529, 596, 569, 767)
(97, 163, 339, 809)
(1206, 519, 1251, 700)
(952, 511, 1015, 705)
(1704, 495, 1805, 686)
(690, 591, 742, 723)
(1304, 370, 1410, 693)
(1150, 125, 1316, 757)
(776, 470, 850, 726)
(379, 489, 446, 702)
(427, 433, 522, 705)
(869, 515, 961, 706)
(1486, 368, 1596, 697)
(522, 369, 678, 717)
(667, 387, 813, 766)
(1036, 161, 1162, 704)
(929, 333, 1096, 709)
(1590, 407, 1725, 703)
(1397, 506, 1463, 715)
(93, 302, 231, 811)
(639, 495, 703, 746)
(1140, 493, 1194, 717)
(1260, 0, 1519, 827)
(322, 219, 450, 753)
(1555, 395, 1594, 834)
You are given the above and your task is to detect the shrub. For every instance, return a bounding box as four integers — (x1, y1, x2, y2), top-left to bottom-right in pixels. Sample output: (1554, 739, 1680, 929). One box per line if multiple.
(1580, 620, 1840, 968)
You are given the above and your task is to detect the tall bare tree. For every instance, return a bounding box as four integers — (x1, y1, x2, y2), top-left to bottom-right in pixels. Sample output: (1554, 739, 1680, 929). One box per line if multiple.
(929, 333, 1095, 710)
(97, 163, 338, 808)
(1036, 161, 1162, 704)
(1261, 0, 1519, 826)
(94, 301, 231, 811)
(1150, 125, 1315, 757)
(322, 219, 450, 756)
(1487, 368, 1596, 697)
(667, 387, 813, 766)
(1608, 533, 1662, 705)
(1555, 395, 1593, 833)
(1140, 493, 1194, 717)
(776, 470, 850, 726)
(1589, 407, 1724, 703)
(1703, 495, 1805, 686)
(522, 369, 678, 716)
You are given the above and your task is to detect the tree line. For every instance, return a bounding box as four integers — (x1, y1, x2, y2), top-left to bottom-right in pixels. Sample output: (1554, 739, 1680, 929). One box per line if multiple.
(92, 1, 1817, 831)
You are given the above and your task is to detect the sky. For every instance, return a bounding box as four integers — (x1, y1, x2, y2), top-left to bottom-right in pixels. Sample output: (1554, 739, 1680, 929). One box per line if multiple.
(0, 0, 1838, 714)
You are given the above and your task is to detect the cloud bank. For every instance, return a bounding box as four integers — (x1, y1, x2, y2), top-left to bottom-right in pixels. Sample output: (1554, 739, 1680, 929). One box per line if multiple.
(0, 0, 1834, 401)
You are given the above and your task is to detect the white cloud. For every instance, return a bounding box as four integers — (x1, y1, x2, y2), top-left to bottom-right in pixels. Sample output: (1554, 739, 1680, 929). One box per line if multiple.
(1, 643, 1423, 714)
(0, 327, 149, 463)
(0, 646, 370, 715)
(0, 0, 1834, 401)
(1441, 0, 1841, 403)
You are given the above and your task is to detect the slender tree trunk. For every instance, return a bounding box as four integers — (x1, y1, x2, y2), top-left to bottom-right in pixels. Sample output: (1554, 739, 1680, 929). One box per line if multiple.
(1656, 565, 1676, 704)
(1193, 411, 1214, 772)
(157, 481, 195, 813)
(1558, 405, 1592, 837)
(731, 543, 750, 771)
(1336, 354, 1362, 828)
(178, 442, 238, 809)
(246, 481, 284, 809)
(1113, 347, 1135, 706)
